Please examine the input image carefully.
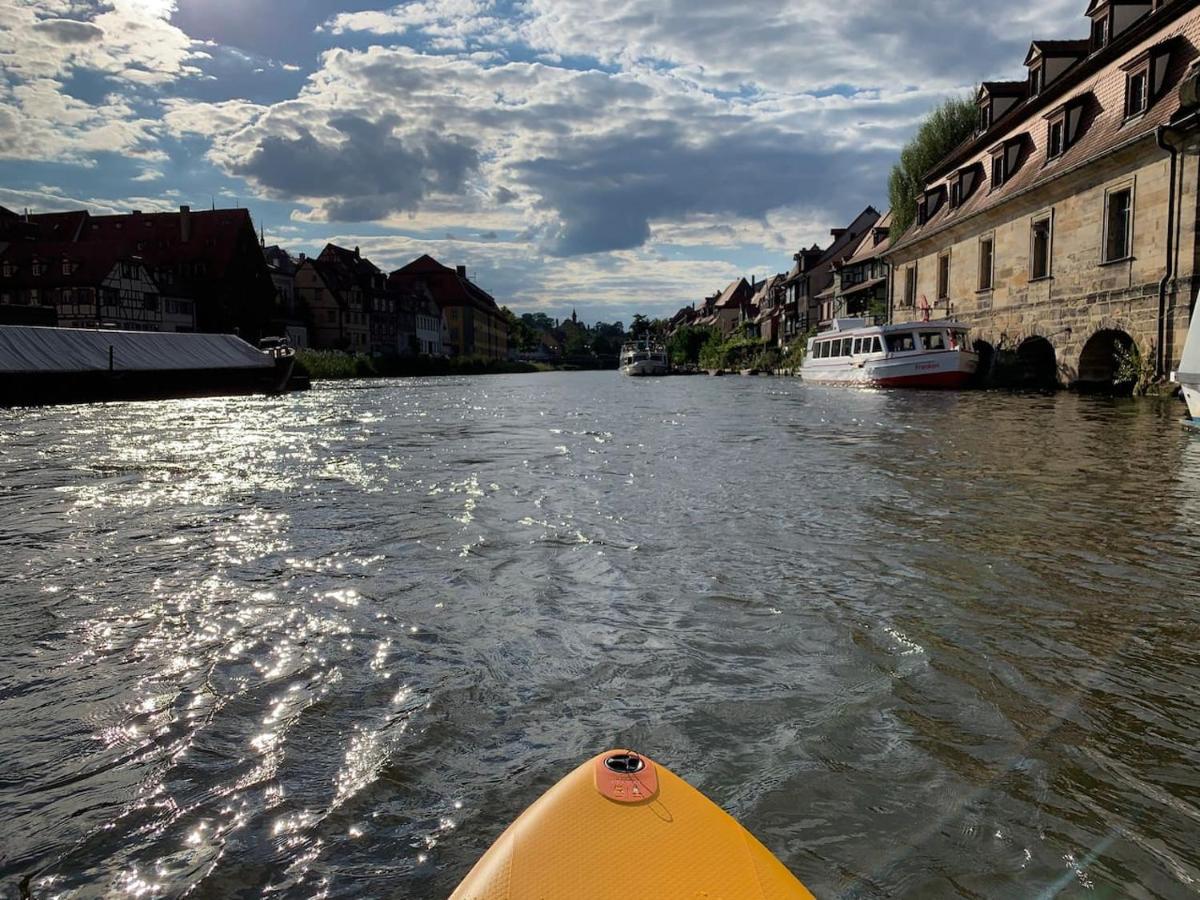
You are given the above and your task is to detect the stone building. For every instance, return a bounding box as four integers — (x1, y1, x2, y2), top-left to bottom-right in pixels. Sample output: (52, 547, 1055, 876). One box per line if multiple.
(782, 207, 881, 344)
(389, 255, 508, 359)
(294, 249, 370, 352)
(750, 274, 788, 344)
(711, 278, 755, 337)
(262, 244, 308, 347)
(886, 1, 1200, 389)
(826, 212, 894, 326)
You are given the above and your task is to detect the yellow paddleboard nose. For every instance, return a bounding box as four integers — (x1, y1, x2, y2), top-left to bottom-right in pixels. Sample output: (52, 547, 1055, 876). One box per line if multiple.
(451, 750, 815, 899)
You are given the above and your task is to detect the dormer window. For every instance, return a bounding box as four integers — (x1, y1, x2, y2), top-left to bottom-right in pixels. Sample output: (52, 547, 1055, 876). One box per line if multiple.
(1091, 14, 1110, 52)
(1122, 42, 1175, 120)
(1047, 116, 1066, 158)
(990, 137, 1026, 190)
(1126, 65, 1149, 117)
(979, 103, 993, 133)
(917, 186, 947, 226)
(1029, 64, 1045, 97)
(949, 164, 982, 209)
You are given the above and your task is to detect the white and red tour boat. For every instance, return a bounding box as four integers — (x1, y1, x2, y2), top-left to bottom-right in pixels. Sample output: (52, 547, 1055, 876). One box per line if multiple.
(801, 318, 979, 389)
(1176, 309, 1200, 426)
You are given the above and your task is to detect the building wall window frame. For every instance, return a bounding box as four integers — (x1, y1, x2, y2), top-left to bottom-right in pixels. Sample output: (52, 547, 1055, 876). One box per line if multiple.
(1047, 113, 1066, 160)
(1030, 210, 1054, 281)
(936, 251, 951, 301)
(901, 264, 918, 309)
(1090, 13, 1110, 53)
(1102, 181, 1136, 264)
(1125, 62, 1150, 118)
(1029, 63, 1045, 97)
(978, 233, 995, 292)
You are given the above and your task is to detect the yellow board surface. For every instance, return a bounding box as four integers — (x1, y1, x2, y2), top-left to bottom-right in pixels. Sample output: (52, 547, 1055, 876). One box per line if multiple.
(451, 750, 816, 900)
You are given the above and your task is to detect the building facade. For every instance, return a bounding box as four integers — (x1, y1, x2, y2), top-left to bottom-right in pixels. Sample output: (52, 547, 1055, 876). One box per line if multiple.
(827, 212, 893, 326)
(389, 256, 508, 359)
(0, 240, 195, 332)
(782, 207, 881, 343)
(886, 0, 1200, 388)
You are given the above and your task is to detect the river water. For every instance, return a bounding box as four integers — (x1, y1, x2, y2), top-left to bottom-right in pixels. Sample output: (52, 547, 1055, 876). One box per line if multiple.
(2, 372, 1199, 899)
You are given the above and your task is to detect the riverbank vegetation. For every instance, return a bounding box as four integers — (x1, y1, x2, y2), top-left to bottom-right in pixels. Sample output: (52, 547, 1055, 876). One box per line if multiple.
(666, 325, 813, 373)
(295, 349, 539, 380)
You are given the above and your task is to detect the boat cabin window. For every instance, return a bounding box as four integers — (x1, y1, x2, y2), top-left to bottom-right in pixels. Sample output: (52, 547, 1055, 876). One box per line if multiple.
(841, 338, 853, 356)
(948, 330, 969, 350)
(872, 337, 883, 353)
(885, 332, 916, 353)
(920, 331, 947, 351)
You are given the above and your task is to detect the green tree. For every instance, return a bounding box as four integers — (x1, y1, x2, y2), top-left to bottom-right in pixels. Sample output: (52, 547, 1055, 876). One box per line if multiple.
(630, 314, 650, 340)
(667, 325, 718, 366)
(889, 92, 978, 240)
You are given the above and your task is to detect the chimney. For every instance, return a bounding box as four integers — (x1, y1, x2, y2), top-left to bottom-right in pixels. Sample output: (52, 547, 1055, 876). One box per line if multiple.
(179, 205, 191, 243)
(354, 245, 360, 259)
(456, 264, 467, 279)
(830, 228, 847, 239)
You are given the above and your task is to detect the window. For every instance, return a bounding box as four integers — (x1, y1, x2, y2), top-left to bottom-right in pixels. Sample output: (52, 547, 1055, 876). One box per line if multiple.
(852, 338, 862, 355)
(32, 261, 43, 277)
(886, 332, 916, 353)
(841, 338, 853, 356)
(937, 252, 950, 300)
(1104, 187, 1133, 262)
(979, 103, 993, 133)
(1047, 117, 1065, 159)
(991, 152, 1005, 189)
(1126, 66, 1149, 118)
(872, 337, 883, 353)
(1029, 65, 1044, 97)
(903, 265, 917, 308)
(978, 235, 995, 291)
(1031, 214, 1053, 279)
(1091, 15, 1109, 52)
(61, 259, 72, 276)
(1, 263, 12, 278)
(920, 331, 947, 351)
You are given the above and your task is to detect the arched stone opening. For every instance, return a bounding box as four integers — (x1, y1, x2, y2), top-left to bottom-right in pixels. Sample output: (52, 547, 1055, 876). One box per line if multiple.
(972, 339, 996, 387)
(1015, 336, 1059, 391)
(1076, 329, 1136, 394)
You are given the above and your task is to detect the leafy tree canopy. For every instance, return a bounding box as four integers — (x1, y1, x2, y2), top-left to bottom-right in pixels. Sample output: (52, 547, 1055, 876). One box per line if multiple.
(889, 92, 978, 239)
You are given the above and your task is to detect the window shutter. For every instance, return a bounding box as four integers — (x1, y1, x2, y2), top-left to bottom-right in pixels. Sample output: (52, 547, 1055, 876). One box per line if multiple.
(1005, 140, 1022, 177)
(1153, 47, 1172, 97)
(1066, 103, 1084, 145)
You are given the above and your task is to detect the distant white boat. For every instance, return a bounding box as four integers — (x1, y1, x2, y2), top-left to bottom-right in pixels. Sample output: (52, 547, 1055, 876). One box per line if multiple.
(1177, 311, 1200, 424)
(620, 340, 669, 377)
(801, 318, 978, 389)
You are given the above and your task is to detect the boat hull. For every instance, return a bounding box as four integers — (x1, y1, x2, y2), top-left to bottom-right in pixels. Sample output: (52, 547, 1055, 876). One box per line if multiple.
(452, 750, 814, 899)
(0, 357, 294, 408)
(1182, 381, 1200, 421)
(621, 360, 669, 377)
(803, 350, 978, 389)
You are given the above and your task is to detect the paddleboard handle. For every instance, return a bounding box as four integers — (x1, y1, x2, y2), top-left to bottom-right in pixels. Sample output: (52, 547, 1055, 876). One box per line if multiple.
(594, 750, 660, 804)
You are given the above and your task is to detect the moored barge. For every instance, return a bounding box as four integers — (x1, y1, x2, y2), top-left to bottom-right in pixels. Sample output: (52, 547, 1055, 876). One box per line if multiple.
(0, 325, 295, 407)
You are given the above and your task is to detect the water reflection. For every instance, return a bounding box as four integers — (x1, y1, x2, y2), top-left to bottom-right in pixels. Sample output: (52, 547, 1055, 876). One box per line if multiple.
(0, 377, 1198, 898)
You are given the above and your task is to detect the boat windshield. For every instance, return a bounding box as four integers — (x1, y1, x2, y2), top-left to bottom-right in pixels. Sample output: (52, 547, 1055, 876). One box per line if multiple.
(920, 331, 947, 351)
(885, 332, 916, 353)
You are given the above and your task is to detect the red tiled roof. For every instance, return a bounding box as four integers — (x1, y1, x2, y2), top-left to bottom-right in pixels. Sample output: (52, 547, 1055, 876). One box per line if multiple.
(389, 254, 500, 313)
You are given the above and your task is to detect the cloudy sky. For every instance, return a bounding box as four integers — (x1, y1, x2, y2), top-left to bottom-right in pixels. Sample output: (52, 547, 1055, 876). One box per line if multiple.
(1, 0, 1089, 323)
